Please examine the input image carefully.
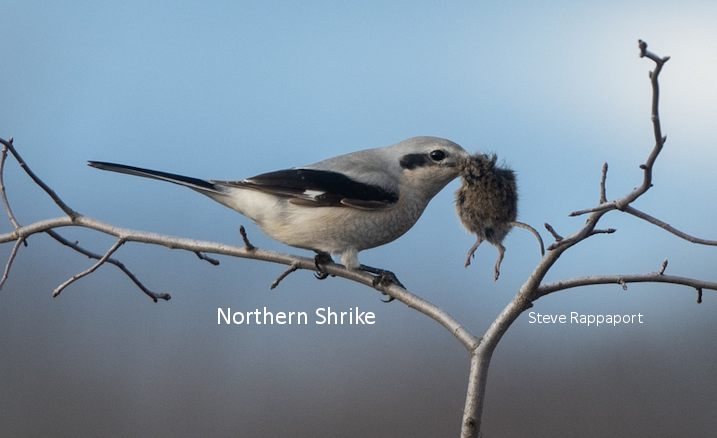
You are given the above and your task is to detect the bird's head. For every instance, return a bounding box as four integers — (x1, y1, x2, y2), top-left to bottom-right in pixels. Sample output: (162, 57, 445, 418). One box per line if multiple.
(395, 136, 470, 197)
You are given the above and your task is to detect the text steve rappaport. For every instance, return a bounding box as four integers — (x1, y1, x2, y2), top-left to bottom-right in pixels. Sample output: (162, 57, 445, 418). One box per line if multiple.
(218, 307, 375, 325)
(528, 311, 644, 327)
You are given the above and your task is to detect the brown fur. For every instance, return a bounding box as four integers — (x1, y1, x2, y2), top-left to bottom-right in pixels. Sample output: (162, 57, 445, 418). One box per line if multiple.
(455, 153, 518, 280)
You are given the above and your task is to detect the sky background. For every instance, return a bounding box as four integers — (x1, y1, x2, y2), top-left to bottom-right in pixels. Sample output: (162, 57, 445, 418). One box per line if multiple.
(2, 1, 717, 436)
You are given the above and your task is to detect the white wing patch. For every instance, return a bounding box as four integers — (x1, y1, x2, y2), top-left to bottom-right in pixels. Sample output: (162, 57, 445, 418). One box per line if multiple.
(303, 189, 325, 200)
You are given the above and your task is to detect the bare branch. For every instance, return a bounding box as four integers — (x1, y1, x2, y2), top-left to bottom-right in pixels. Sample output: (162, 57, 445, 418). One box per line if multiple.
(0, 142, 21, 230)
(2, 213, 480, 350)
(571, 198, 717, 248)
(461, 41, 676, 436)
(638, 39, 670, 64)
(270, 262, 300, 289)
(600, 162, 608, 203)
(194, 251, 220, 265)
(570, 42, 668, 220)
(569, 203, 615, 217)
(239, 225, 255, 250)
(568, 162, 611, 217)
(0, 138, 78, 219)
(53, 239, 125, 297)
(697, 288, 703, 304)
(0, 237, 24, 292)
(45, 230, 170, 302)
(658, 259, 668, 275)
(535, 272, 717, 299)
(623, 206, 717, 246)
(613, 40, 669, 210)
(590, 228, 616, 237)
(544, 222, 563, 242)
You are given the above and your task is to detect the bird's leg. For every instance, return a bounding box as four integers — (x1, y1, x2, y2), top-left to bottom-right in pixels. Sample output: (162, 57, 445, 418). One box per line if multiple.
(313, 251, 334, 280)
(360, 265, 405, 302)
(493, 244, 506, 282)
(464, 237, 484, 268)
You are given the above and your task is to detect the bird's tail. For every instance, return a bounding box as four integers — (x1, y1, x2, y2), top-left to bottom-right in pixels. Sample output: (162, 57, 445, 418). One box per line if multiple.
(87, 161, 224, 195)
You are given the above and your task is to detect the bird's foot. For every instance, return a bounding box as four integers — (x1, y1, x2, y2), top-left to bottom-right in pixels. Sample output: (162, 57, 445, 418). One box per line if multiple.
(360, 265, 405, 302)
(314, 252, 334, 280)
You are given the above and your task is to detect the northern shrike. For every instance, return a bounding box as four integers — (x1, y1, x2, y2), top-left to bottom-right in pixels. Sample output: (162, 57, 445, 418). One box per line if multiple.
(89, 136, 468, 274)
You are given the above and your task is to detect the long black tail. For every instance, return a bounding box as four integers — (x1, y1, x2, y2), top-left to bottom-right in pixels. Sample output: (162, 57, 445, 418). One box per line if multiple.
(87, 161, 221, 193)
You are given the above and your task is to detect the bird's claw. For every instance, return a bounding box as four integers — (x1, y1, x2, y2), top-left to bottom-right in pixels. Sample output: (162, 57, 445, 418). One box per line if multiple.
(373, 274, 397, 302)
(371, 272, 403, 287)
(314, 271, 330, 280)
(362, 267, 404, 302)
(314, 252, 334, 280)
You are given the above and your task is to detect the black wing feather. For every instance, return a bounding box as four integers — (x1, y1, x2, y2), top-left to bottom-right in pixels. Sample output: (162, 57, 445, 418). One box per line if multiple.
(215, 169, 398, 208)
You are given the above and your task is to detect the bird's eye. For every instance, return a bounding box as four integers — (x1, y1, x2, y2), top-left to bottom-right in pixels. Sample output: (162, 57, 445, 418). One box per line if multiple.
(429, 150, 446, 162)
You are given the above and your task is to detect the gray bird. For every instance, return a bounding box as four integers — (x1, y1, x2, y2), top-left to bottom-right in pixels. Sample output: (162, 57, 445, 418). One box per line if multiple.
(455, 153, 518, 281)
(88, 137, 468, 279)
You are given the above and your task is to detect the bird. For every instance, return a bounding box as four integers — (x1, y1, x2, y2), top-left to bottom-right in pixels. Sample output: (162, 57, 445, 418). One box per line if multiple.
(89, 136, 469, 280)
(455, 153, 518, 281)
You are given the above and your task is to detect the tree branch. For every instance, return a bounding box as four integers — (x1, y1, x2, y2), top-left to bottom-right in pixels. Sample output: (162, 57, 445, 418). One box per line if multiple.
(194, 251, 221, 265)
(0, 138, 78, 219)
(239, 225, 255, 250)
(53, 238, 125, 297)
(460, 41, 686, 436)
(0, 140, 21, 230)
(0, 237, 24, 291)
(271, 262, 300, 290)
(623, 206, 717, 245)
(535, 272, 717, 299)
(45, 230, 171, 302)
(544, 222, 563, 242)
(599, 162, 608, 203)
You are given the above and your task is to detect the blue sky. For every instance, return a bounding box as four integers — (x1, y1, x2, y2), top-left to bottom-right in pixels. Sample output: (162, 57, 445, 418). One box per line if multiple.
(2, 1, 717, 436)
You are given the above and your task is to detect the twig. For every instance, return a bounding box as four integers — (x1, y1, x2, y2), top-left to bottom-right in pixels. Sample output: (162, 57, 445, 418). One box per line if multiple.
(53, 239, 125, 297)
(0, 237, 24, 292)
(45, 230, 171, 302)
(239, 225, 255, 250)
(697, 288, 703, 304)
(569, 203, 615, 217)
(195, 251, 220, 265)
(0, 141, 21, 229)
(544, 222, 563, 242)
(590, 228, 616, 237)
(614, 40, 669, 211)
(658, 259, 668, 275)
(0, 138, 78, 219)
(536, 272, 717, 298)
(600, 162, 608, 203)
(571, 42, 668, 219)
(270, 262, 300, 289)
(624, 206, 717, 245)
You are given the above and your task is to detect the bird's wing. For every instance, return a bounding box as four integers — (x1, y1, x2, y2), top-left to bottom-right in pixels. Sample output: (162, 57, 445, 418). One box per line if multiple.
(213, 168, 399, 211)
